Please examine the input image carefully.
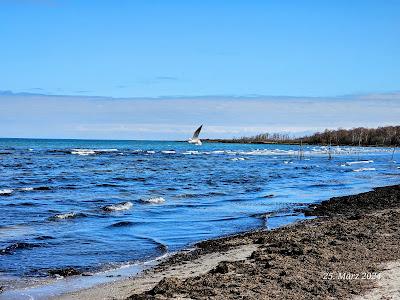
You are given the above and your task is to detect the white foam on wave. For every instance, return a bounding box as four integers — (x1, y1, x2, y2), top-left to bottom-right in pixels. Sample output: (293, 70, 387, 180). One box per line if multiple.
(161, 150, 176, 154)
(230, 157, 246, 161)
(71, 149, 96, 155)
(20, 187, 34, 191)
(353, 167, 376, 172)
(103, 201, 133, 211)
(343, 160, 374, 166)
(71, 149, 118, 156)
(52, 212, 79, 219)
(146, 150, 155, 154)
(183, 151, 200, 155)
(0, 189, 13, 195)
(141, 197, 165, 204)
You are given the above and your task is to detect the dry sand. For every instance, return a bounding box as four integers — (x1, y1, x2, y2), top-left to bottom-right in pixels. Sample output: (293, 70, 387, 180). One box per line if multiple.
(48, 185, 400, 300)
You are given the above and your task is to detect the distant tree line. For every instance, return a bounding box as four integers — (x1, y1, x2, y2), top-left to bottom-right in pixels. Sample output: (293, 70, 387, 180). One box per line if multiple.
(228, 126, 400, 146)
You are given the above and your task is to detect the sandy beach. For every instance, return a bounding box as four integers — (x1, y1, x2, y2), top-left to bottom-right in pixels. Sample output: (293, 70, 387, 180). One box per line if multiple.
(48, 185, 400, 300)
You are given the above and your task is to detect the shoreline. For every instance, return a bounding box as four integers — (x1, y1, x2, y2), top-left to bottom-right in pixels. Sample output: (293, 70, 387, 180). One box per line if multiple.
(45, 184, 400, 300)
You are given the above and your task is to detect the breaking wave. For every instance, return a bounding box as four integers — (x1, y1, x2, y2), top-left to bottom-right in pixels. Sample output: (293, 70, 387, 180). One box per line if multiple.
(102, 201, 133, 212)
(353, 167, 376, 172)
(1, 242, 42, 255)
(343, 160, 374, 166)
(0, 189, 13, 195)
(48, 212, 87, 221)
(140, 197, 165, 204)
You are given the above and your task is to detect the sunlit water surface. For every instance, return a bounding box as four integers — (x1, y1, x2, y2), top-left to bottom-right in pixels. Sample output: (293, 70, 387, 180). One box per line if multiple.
(0, 139, 399, 288)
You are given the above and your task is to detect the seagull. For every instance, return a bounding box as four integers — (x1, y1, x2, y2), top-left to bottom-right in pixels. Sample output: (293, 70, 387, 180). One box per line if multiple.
(188, 125, 203, 145)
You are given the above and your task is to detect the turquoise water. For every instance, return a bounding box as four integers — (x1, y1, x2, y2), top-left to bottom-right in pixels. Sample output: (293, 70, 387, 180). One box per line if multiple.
(0, 138, 399, 284)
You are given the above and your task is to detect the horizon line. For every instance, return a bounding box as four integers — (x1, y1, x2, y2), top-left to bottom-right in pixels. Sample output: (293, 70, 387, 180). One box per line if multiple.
(2, 89, 400, 100)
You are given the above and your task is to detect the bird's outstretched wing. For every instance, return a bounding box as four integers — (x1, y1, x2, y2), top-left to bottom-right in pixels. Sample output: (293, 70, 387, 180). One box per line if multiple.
(192, 125, 203, 139)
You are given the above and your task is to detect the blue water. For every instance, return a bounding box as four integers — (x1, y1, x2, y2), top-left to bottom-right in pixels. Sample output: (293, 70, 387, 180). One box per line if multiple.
(0, 139, 399, 283)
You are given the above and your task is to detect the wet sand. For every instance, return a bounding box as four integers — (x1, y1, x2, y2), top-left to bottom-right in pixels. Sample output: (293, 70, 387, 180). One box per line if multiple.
(52, 185, 400, 299)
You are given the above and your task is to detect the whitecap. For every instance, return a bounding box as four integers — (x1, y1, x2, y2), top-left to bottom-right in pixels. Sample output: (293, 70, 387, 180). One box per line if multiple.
(161, 150, 176, 154)
(353, 167, 376, 172)
(140, 197, 165, 204)
(146, 150, 155, 154)
(49, 212, 86, 220)
(71, 149, 96, 156)
(71, 148, 118, 155)
(212, 150, 226, 154)
(230, 157, 246, 161)
(103, 201, 133, 211)
(20, 187, 34, 191)
(183, 151, 200, 155)
(0, 189, 13, 195)
(344, 160, 374, 166)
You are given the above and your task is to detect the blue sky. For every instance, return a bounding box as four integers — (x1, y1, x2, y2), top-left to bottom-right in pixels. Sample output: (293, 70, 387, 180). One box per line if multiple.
(1, 0, 399, 97)
(0, 1, 399, 139)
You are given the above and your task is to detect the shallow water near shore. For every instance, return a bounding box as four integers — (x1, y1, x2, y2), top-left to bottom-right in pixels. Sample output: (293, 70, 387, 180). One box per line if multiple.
(0, 138, 399, 293)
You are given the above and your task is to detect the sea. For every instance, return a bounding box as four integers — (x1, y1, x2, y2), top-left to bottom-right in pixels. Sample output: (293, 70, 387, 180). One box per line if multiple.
(0, 138, 399, 295)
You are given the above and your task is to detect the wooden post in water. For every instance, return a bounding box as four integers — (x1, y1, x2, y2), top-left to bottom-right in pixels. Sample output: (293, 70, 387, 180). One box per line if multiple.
(298, 139, 304, 160)
(328, 138, 333, 160)
(391, 145, 397, 162)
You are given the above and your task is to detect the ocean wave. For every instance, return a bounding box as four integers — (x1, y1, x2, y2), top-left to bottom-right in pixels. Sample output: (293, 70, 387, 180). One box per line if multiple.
(0, 151, 12, 155)
(20, 187, 34, 191)
(353, 167, 376, 172)
(140, 197, 165, 204)
(8, 202, 37, 207)
(35, 235, 55, 240)
(0, 189, 13, 195)
(71, 149, 96, 155)
(96, 183, 121, 187)
(34, 186, 52, 191)
(102, 201, 133, 212)
(48, 212, 87, 221)
(183, 150, 200, 155)
(0, 242, 41, 255)
(230, 157, 246, 161)
(175, 191, 227, 198)
(343, 160, 374, 166)
(107, 221, 138, 228)
(161, 150, 176, 154)
(135, 236, 168, 253)
(71, 148, 118, 156)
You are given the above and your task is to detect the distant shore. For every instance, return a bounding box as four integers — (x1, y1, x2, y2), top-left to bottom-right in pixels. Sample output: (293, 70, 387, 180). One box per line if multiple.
(52, 184, 400, 300)
(179, 139, 394, 147)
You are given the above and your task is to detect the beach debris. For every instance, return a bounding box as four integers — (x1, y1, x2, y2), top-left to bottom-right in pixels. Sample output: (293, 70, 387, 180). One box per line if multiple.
(210, 261, 236, 274)
(150, 277, 182, 296)
(48, 267, 81, 277)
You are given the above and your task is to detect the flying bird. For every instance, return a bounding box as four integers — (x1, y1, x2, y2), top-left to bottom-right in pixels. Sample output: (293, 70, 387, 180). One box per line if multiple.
(188, 125, 203, 145)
